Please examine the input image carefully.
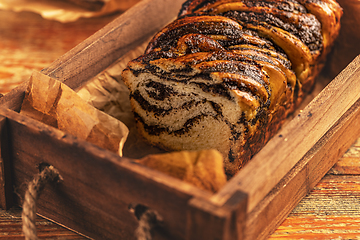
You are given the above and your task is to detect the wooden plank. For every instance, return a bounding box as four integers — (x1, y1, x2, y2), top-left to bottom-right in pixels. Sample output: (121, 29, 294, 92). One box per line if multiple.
(0, 80, 27, 112)
(0, 207, 86, 239)
(211, 55, 360, 214)
(330, 138, 360, 174)
(0, 0, 359, 239)
(330, 157, 360, 175)
(244, 93, 360, 239)
(41, 0, 184, 90)
(270, 175, 360, 239)
(187, 191, 247, 240)
(0, 116, 13, 210)
(0, 106, 212, 240)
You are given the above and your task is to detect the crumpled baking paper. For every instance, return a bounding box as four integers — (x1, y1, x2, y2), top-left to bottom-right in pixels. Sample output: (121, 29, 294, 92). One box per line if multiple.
(0, 0, 140, 23)
(48, 0, 360, 191)
(76, 42, 167, 159)
(20, 71, 129, 156)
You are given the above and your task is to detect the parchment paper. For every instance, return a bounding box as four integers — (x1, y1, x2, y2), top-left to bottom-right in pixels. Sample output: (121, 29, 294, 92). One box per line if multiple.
(77, 45, 228, 192)
(76, 42, 166, 159)
(20, 71, 129, 156)
(47, 0, 360, 191)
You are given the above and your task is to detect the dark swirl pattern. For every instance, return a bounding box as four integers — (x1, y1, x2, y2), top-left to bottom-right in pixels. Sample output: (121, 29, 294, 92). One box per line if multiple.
(122, 0, 342, 176)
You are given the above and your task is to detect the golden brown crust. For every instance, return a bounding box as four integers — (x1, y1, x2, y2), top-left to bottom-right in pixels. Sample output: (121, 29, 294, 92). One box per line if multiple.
(122, 0, 342, 176)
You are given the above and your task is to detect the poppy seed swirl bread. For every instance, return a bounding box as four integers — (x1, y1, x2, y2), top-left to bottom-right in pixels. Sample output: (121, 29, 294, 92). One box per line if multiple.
(121, 0, 342, 176)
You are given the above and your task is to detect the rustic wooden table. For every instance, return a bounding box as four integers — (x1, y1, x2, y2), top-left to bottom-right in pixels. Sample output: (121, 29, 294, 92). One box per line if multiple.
(1, 8, 360, 240)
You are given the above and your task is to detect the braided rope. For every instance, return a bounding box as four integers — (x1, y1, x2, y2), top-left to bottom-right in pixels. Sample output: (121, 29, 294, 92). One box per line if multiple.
(21, 165, 162, 240)
(135, 209, 163, 240)
(22, 165, 62, 240)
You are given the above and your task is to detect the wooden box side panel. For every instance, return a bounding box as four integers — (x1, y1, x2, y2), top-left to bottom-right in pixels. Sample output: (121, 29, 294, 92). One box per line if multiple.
(0, 81, 27, 112)
(245, 95, 360, 240)
(187, 190, 248, 240)
(0, 107, 212, 240)
(212, 55, 360, 215)
(0, 116, 14, 210)
(0, 0, 359, 238)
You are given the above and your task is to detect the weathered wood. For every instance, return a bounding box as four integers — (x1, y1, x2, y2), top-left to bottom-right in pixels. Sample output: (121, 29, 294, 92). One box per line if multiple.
(270, 175, 360, 239)
(0, 116, 13, 210)
(202, 55, 360, 239)
(0, 81, 27, 112)
(41, 0, 185, 90)
(0, 0, 360, 239)
(187, 191, 247, 240)
(211, 55, 360, 213)
(245, 92, 360, 240)
(0, 207, 85, 239)
(330, 157, 360, 175)
(0, 106, 212, 240)
(330, 138, 360, 174)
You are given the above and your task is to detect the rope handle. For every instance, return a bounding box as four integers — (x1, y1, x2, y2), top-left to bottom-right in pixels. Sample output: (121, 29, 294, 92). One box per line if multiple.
(22, 165, 62, 240)
(130, 204, 163, 240)
(21, 165, 162, 240)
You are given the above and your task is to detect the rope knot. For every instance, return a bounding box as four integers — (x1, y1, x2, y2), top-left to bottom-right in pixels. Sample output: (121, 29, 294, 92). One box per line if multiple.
(22, 165, 62, 240)
(21, 165, 163, 240)
(130, 204, 163, 240)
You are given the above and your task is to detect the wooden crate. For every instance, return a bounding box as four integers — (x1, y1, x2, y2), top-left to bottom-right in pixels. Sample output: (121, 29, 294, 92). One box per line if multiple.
(1, 0, 360, 239)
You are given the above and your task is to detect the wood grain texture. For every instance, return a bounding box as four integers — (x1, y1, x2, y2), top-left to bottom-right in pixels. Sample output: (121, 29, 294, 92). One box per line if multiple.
(212, 55, 360, 214)
(0, 116, 13, 210)
(187, 191, 247, 240)
(2, 173, 360, 239)
(243, 88, 360, 239)
(0, 106, 212, 240)
(270, 175, 360, 239)
(0, 207, 86, 239)
(1, 2, 360, 240)
(330, 138, 360, 175)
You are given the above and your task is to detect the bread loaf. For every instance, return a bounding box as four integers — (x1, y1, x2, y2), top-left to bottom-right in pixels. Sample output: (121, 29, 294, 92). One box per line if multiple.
(121, 0, 342, 176)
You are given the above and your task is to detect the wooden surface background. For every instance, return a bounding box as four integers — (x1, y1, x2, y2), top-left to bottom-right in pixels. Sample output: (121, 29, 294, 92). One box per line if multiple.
(1, 6, 360, 240)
